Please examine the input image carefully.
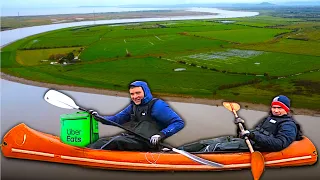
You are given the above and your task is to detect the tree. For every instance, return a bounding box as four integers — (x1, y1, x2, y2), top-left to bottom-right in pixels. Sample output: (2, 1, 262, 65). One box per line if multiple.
(55, 54, 65, 60)
(58, 58, 65, 64)
(264, 72, 270, 80)
(49, 54, 55, 60)
(66, 52, 75, 61)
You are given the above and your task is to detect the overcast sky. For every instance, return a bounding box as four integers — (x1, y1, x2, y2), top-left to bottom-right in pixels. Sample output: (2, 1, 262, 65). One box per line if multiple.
(1, 0, 317, 8)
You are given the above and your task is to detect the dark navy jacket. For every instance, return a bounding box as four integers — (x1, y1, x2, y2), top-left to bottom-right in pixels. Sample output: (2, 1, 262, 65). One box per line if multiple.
(101, 81, 185, 138)
(251, 114, 300, 152)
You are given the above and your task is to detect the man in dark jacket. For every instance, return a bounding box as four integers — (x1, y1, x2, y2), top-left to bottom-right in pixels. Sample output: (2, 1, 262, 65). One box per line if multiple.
(87, 81, 185, 151)
(178, 95, 302, 152)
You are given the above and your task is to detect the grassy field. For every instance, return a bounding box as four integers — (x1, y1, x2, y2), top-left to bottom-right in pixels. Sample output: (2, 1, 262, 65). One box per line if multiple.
(192, 28, 291, 43)
(16, 47, 81, 66)
(3, 57, 256, 97)
(1, 14, 319, 111)
(176, 49, 319, 76)
(240, 39, 320, 56)
(81, 34, 229, 61)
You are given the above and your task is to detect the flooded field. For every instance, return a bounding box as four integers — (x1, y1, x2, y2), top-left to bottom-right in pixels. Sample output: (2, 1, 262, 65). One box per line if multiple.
(185, 49, 265, 61)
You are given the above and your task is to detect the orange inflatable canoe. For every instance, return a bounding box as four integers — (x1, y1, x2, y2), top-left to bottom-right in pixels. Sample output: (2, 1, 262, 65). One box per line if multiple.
(1, 123, 318, 171)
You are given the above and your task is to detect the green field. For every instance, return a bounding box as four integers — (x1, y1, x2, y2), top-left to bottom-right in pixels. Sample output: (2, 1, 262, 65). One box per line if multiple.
(81, 34, 229, 61)
(16, 47, 81, 66)
(193, 28, 291, 43)
(1, 15, 319, 111)
(176, 49, 319, 76)
(240, 39, 320, 56)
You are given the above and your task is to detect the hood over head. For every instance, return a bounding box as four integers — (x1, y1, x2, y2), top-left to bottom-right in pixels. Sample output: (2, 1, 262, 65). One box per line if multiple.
(129, 81, 153, 105)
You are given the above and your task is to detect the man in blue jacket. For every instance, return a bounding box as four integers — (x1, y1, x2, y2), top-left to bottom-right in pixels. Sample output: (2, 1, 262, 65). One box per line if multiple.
(178, 95, 303, 152)
(87, 81, 185, 151)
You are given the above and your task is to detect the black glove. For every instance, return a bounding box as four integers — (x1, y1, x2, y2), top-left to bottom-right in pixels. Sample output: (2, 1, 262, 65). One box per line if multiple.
(150, 133, 165, 145)
(234, 117, 245, 124)
(240, 130, 255, 140)
(88, 110, 99, 116)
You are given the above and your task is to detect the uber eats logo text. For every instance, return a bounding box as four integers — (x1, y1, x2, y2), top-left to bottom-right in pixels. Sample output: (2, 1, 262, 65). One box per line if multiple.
(66, 129, 82, 142)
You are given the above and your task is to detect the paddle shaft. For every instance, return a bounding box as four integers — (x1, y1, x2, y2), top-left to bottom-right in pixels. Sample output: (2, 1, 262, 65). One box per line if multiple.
(228, 102, 265, 180)
(44, 89, 224, 167)
(96, 111, 225, 167)
(231, 107, 254, 153)
(79, 107, 174, 149)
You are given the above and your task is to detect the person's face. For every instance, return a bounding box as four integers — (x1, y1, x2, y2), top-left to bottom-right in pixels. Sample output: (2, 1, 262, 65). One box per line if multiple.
(129, 87, 144, 105)
(271, 105, 288, 116)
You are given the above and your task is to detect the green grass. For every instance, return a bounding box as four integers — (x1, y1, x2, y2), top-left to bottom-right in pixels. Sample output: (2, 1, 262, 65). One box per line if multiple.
(290, 71, 320, 81)
(240, 39, 320, 56)
(228, 15, 302, 24)
(232, 21, 273, 27)
(16, 47, 81, 66)
(1, 16, 319, 111)
(46, 25, 112, 37)
(1, 51, 20, 68)
(102, 26, 182, 39)
(3, 57, 256, 97)
(216, 71, 320, 110)
(172, 23, 252, 32)
(217, 84, 320, 110)
(20, 36, 100, 49)
(287, 29, 320, 41)
(18, 26, 113, 49)
(175, 49, 320, 76)
(281, 22, 320, 30)
(80, 34, 230, 61)
(192, 28, 291, 43)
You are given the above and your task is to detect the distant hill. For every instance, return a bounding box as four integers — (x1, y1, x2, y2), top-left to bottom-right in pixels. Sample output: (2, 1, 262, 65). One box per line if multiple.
(117, 1, 319, 8)
(258, 2, 276, 6)
(80, 1, 319, 8)
(78, 6, 114, 8)
(280, 1, 320, 6)
(118, 3, 259, 8)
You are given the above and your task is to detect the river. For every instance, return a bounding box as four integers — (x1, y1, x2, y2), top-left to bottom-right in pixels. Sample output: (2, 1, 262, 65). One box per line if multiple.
(1, 8, 319, 180)
(2, 7, 177, 17)
(1, 8, 259, 47)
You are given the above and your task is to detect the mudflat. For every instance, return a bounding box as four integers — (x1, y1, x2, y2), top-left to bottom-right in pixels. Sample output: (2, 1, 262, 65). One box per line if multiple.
(1, 10, 214, 31)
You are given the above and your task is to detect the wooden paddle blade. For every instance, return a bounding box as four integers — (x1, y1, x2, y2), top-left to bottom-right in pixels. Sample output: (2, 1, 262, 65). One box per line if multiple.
(222, 102, 241, 112)
(251, 151, 265, 180)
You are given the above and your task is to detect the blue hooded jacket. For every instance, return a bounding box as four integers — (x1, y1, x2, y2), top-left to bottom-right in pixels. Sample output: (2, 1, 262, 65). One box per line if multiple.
(102, 81, 185, 138)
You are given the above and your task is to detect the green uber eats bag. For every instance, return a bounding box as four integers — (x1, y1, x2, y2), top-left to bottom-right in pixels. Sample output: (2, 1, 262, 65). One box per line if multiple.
(60, 111, 99, 147)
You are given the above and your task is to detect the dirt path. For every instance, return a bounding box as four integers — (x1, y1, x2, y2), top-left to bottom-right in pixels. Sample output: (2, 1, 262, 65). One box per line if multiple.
(1, 72, 319, 116)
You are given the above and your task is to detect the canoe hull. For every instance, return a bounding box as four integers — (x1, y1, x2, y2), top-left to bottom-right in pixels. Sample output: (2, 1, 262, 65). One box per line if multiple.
(1, 123, 318, 171)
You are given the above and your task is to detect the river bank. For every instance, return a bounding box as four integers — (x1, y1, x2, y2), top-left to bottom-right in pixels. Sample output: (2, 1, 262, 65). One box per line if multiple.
(1, 10, 214, 31)
(1, 72, 319, 116)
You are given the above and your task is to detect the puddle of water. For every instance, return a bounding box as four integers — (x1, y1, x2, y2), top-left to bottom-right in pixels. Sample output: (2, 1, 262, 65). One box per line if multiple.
(185, 49, 265, 61)
(220, 20, 235, 23)
(174, 68, 186, 71)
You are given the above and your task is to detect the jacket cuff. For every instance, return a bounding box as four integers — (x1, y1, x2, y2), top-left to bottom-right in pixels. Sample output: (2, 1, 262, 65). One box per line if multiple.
(159, 132, 166, 139)
(250, 131, 256, 140)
